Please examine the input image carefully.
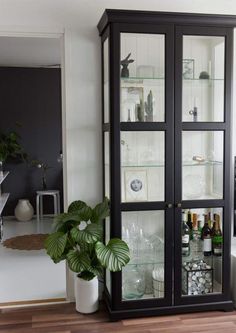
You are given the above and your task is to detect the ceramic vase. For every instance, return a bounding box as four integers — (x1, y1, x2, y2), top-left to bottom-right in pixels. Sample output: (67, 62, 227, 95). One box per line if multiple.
(74, 275, 99, 313)
(15, 199, 34, 222)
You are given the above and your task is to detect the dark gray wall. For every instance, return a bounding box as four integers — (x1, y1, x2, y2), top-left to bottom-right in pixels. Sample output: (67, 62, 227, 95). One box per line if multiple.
(0, 67, 63, 216)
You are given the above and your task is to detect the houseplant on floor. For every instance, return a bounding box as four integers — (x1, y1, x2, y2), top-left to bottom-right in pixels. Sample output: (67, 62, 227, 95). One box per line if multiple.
(45, 197, 130, 313)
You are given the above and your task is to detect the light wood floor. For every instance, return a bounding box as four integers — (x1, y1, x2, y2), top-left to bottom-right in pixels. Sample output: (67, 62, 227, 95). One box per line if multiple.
(1, 302, 236, 333)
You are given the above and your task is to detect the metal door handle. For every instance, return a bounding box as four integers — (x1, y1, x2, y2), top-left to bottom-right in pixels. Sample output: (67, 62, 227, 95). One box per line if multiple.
(176, 203, 182, 208)
(166, 203, 173, 208)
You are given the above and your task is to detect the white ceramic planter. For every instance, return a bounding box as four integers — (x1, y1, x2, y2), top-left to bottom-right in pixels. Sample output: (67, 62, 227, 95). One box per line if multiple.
(74, 275, 99, 314)
(15, 199, 34, 222)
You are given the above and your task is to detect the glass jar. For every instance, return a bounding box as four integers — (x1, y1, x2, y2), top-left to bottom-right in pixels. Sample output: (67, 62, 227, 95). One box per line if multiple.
(123, 266, 145, 300)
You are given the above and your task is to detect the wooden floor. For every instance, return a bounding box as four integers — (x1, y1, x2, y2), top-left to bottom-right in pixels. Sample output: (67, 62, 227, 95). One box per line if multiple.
(1, 302, 236, 333)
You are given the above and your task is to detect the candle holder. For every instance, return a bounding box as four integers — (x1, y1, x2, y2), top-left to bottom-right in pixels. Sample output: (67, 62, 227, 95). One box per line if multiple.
(182, 259, 213, 295)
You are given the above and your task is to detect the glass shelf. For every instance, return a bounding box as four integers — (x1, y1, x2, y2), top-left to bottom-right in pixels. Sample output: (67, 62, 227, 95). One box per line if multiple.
(0, 171, 9, 185)
(121, 77, 165, 87)
(121, 76, 165, 81)
(128, 260, 164, 266)
(183, 78, 224, 82)
(0, 193, 10, 215)
(120, 161, 222, 168)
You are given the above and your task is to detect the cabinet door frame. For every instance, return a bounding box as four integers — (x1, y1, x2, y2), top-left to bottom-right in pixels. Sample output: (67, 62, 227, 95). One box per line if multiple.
(106, 22, 175, 310)
(174, 25, 233, 306)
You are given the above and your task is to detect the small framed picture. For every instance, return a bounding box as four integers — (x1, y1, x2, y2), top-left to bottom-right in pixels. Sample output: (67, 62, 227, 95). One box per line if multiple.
(182, 59, 194, 79)
(124, 170, 148, 202)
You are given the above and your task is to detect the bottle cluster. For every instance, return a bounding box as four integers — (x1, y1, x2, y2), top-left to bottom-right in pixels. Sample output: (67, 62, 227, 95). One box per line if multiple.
(182, 210, 223, 257)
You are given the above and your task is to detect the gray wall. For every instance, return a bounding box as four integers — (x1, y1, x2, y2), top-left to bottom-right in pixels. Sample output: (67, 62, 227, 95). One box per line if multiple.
(0, 67, 62, 216)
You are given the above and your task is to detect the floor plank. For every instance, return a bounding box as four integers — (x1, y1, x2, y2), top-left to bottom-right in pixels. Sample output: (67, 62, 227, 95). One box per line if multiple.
(0, 302, 236, 333)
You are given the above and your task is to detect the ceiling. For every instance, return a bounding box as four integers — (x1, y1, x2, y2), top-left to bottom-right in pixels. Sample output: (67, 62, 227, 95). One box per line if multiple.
(0, 36, 61, 67)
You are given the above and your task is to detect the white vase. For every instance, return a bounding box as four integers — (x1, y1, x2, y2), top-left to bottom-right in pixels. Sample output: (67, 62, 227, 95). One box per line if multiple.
(15, 199, 34, 222)
(74, 275, 99, 314)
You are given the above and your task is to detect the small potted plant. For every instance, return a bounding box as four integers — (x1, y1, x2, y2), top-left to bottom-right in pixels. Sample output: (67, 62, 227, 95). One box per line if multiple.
(45, 197, 130, 314)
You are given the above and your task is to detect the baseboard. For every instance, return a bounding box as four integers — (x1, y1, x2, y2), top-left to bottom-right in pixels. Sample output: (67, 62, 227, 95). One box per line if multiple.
(0, 297, 68, 308)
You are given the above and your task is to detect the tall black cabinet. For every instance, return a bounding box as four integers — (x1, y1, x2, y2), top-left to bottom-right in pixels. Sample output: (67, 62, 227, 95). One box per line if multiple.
(97, 9, 235, 320)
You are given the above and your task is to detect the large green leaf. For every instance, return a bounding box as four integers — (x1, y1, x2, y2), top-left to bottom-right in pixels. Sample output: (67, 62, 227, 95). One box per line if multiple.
(95, 238, 130, 272)
(53, 213, 80, 232)
(44, 232, 68, 261)
(70, 223, 103, 244)
(76, 206, 93, 221)
(67, 250, 91, 273)
(91, 198, 110, 224)
(68, 200, 87, 213)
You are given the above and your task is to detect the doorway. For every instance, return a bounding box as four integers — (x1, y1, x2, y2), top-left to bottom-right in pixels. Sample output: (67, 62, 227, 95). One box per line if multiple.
(0, 33, 67, 305)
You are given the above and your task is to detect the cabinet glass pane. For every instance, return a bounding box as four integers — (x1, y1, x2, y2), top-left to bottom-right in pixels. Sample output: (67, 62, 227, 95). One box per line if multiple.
(121, 131, 165, 202)
(181, 207, 223, 296)
(182, 36, 225, 122)
(182, 131, 223, 200)
(122, 211, 165, 300)
(103, 38, 109, 123)
(120, 33, 165, 122)
(104, 132, 110, 199)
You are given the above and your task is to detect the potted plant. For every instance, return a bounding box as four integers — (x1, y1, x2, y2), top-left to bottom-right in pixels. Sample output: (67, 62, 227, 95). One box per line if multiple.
(45, 197, 130, 314)
(0, 130, 26, 174)
(30, 159, 52, 190)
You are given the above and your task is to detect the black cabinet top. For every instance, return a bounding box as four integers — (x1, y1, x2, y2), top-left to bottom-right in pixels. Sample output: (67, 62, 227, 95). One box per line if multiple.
(97, 9, 236, 35)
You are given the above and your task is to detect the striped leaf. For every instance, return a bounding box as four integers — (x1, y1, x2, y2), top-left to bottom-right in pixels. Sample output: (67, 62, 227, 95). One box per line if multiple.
(70, 223, 102, 244)
(53, 213, 81, 232)
(76, 206, 93, 222)
(44, 232, 68, 261)
(95, 239, 130, 272)
(91, 198, 110, 224)
(68, 200, 87, 213)
(67, 250, 91, 273)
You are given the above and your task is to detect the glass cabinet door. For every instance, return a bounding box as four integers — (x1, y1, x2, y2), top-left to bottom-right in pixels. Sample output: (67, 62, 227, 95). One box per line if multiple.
(119, 27, 174, 307)
(175, 27, 229, 305)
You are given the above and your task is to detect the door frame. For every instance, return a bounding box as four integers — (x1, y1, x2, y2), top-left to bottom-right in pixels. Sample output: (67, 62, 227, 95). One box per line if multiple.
(0, 26, 70, 305)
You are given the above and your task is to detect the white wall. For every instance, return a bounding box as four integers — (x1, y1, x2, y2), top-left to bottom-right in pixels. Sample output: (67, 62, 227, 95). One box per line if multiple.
(0, 0, 236, 300)
(0, 0, 234, 207)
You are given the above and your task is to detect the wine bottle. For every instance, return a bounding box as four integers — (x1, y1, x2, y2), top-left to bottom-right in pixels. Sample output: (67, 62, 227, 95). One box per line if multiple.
(201, 214, 208, 240)
(202, 219, 212, 256)
(192, 213, 199, 240)
(192, 213, 202, 255)
(187, 210, 193, 240)
(212, 214, 222, 256)
(207, 212, 212, 229)
(182, 211, 190, 256)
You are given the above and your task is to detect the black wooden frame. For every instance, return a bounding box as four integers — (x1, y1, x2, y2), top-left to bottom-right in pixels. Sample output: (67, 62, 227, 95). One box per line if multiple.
(99, 9, 234, 320)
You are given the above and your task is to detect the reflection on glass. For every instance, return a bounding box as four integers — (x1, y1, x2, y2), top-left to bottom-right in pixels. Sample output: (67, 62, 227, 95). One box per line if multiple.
(121, 131, 165, 202)
(104, 132, 110, 199)
(105, 217, 111, 294)
(182, 131, 223, 200)
(120, 33, 165, 122)
(103, 38, 109, 123)
(182, 36, 225, 122)
(181, 208, 223, 296)
(122, 211, 165, 300)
